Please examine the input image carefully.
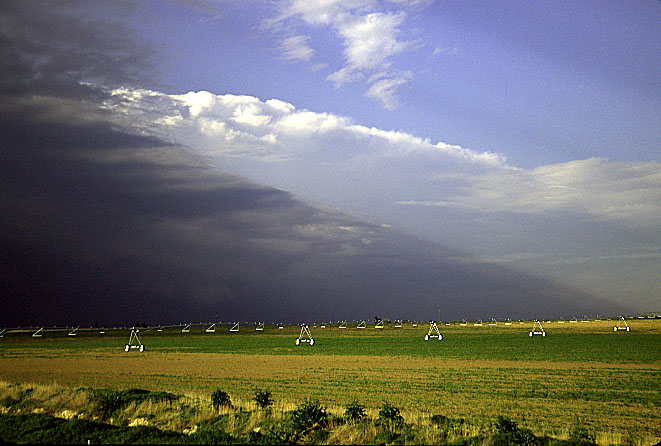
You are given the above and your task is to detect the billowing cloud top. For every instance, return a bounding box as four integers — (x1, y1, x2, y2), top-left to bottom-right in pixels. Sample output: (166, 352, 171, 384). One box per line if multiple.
(105, 87, 661, 230)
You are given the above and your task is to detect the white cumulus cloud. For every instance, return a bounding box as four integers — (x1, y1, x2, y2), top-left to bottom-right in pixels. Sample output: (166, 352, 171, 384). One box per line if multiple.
(105, 86, 661, 231)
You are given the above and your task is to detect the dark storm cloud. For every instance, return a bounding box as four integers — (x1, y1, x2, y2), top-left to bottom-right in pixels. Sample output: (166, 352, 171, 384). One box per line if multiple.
(0, 96, 627, 327)
(0, 0, 155, 99)
(0, 1, 628, 327)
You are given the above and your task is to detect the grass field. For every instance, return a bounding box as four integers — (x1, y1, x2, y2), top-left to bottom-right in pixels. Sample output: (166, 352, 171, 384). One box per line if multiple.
(0, 319, 659, 444)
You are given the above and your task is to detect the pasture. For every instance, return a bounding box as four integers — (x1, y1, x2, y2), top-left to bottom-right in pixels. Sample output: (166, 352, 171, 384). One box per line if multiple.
(0, 319, 659, 444)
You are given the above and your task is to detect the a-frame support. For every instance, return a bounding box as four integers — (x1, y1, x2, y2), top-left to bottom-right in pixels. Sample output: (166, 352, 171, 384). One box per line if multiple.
(394, 320, 402, 328)
(181, 324, 191, 333)
(374, 320, 384, 329)
(68, 327, 79, 336)
(256, 322, 264, 331)
(0, 328, 5, 338)
(613, 316, 630, 332)
(124, 328, 145, 352)
(295, 324, 314, 346)
(339, 321, 347, 329)
(529, 320, 546, 337)
(424, 322, 443, 341)
(206, 323, 216, 333)
(32, 327, 44, 338)
(356, 321, 366, 329)
(229, 322, 240, 332)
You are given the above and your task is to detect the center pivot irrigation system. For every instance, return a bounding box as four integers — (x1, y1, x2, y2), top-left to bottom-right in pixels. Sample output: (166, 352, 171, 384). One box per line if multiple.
(529, 320, 546, 337)
(295, 324, 314, 346)
(424, 322, 443, 341)
(613, 316, 631, 332)
(124, 327, 144, 352)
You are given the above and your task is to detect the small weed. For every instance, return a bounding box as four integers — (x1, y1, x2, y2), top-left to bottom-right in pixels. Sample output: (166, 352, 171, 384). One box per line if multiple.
(254, 390, 273, 409)
(494, 415, 519, 433)
(211, 389, 232, 410)
(291, 398, 328, 432)
(376, 401, 404, 426)
(344, 400, 366, 423)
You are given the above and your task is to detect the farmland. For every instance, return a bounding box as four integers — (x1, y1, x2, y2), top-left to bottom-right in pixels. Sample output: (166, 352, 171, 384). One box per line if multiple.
(0, 319, 659, 444)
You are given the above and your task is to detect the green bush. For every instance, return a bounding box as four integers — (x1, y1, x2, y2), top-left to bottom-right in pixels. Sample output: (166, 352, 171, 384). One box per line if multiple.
(211, 389, 232, 410)
(494, 415, 519, 433)
(490, 416, 537, 446)
(377, 401, 404, 425)
(291, 398, 328, 432)
(254, 389, 273, 409)
(344, 400, 366, 423)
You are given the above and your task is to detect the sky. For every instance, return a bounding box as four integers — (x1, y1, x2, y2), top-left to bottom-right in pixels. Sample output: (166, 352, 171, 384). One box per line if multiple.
(0, 0, 659, 326)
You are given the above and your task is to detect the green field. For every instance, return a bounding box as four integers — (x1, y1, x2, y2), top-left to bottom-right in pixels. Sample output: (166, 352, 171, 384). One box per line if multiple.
(1, 320, 659, 444)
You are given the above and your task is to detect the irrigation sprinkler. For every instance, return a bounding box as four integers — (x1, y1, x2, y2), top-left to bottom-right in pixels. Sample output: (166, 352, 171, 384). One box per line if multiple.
(613, 316, 631, 332)
(295, 324, 314, 346)
(424, 322, 443, 341)
(529, 320, 546, 337)
(124, 328, 145, 352)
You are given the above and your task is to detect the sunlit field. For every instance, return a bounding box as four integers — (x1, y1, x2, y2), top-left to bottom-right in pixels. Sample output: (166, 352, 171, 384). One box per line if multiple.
(1, 318, 659, 444)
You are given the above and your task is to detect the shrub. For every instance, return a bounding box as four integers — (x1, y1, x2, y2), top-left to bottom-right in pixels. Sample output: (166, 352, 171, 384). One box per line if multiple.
(291, 399, 328, 432)
(494, 415, 518, 433)
(211, 389, 232, 410)
(344, 400, 366, 423)
(377, 401, 404, 425)
(254, 389, 273, 409)
(490, 416, 536, 446)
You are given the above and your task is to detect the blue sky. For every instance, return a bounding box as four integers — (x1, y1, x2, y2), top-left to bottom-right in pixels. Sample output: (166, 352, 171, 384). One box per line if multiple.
(139, 0, 659, 169)
(1, 0, 659, 324)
